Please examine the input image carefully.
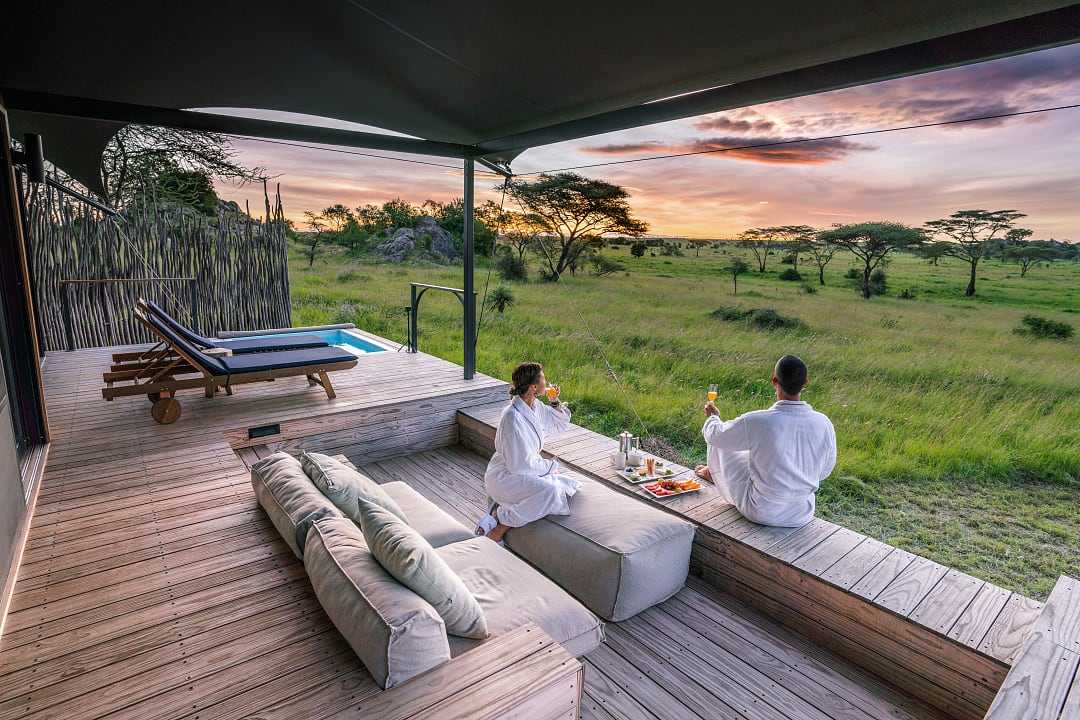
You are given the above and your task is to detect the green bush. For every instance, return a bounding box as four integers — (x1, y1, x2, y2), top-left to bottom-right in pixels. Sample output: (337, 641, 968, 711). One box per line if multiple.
(844, 267, 860, 279)
(495, 253, 528, 282)
(898, 287, 917, 299)
(800, 284, 817, 294)
(1016, 315, 1073, 340)
(488, 285, 515, 314)
(710, 306, 804, 330)
(778, 268, 802, 281)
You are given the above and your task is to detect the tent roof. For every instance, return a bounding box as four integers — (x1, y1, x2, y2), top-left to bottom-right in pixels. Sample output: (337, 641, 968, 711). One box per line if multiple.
(2, 1, 1079, 194)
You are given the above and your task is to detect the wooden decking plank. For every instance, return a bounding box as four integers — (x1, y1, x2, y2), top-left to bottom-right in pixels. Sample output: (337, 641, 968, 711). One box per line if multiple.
(228, 668, 378, 720)
(1033, 575, 1080, 653)
(580, 658, 678, 720)
(767, 519, 842, 564)
(820, 537, 894, 591)
(850, 547, 917, 600)
(983, 632, 1079, 720)
(948, 584, 1012, 651)
(910, 570, 985, 635)
(980, 593, 1045, 664)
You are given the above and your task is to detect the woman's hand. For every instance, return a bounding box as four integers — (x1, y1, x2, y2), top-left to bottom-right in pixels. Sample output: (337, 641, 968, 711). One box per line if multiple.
(704, 401, 719, 417)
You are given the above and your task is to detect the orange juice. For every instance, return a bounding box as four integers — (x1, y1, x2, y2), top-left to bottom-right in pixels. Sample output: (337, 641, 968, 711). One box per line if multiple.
(707, 391, 718, 402)
(545, 386, 559, 400)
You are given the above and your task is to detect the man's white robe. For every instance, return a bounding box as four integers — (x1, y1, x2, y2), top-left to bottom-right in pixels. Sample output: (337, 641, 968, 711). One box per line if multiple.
(483, 396, 580, 528)
(703, 400, 836, 527)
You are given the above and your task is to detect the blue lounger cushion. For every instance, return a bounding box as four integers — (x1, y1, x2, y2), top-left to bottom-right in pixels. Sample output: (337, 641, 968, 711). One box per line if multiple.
(214, 334, 329, 353)
(144, 311, 354, 376)
(144, 299, 329, 354)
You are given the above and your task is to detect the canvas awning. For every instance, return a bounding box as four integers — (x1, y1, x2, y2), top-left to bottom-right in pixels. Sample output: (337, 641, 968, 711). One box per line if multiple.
(2, 1, 1079, 194)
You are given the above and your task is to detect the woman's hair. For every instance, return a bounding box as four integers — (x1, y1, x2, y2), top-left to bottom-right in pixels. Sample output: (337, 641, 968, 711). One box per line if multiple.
(509, 361, 543, 397)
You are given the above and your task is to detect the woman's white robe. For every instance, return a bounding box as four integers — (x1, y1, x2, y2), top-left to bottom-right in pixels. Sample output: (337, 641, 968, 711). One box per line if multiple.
(483, 396, 580, 528)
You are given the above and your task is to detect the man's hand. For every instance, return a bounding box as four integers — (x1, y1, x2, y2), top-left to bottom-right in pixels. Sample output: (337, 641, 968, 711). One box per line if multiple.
(704, 401, 719, 417)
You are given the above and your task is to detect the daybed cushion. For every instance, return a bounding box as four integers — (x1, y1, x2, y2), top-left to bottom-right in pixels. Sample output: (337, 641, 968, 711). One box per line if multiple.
(251, 451, 343, 558)
(358, 498, 488, 640)
(438, 536, 604, 658)
(505, 473, 694, 621)
(381, 481, 474, 548)
(301, 451, 407, 523)
(213, 346, 357, 374)
(304, 517, 450, 689)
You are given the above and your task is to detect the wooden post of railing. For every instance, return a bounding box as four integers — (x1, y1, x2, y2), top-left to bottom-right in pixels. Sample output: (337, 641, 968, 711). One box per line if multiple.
(59, 282, 75, 352)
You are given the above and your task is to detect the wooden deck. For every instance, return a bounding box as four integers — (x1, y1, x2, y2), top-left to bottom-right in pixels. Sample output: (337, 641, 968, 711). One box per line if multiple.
(0, 342, 1038, 719)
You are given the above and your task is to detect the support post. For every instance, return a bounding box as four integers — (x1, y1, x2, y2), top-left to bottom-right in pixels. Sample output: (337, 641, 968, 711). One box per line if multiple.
(462, 158, 475, 380)
(409, 284, 418, 353)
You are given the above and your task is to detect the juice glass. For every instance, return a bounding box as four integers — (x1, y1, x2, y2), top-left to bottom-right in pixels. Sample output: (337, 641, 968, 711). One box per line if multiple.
(707, 384, 718, 402)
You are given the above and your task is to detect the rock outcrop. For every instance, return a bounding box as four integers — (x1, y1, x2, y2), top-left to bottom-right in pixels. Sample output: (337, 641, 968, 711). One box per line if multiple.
(374, 216, 459, 263)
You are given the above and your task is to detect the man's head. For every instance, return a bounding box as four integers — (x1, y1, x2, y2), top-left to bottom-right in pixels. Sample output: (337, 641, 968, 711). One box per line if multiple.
(772, 355, 808, 400)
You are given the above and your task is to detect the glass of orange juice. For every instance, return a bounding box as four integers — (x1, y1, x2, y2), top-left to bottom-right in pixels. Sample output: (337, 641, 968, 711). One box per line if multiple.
(546, 385, 559, 401)
(707, 384, 718, 402)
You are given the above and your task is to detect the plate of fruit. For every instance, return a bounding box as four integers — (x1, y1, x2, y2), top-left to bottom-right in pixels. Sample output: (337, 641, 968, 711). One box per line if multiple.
(642, 477, 702, 498)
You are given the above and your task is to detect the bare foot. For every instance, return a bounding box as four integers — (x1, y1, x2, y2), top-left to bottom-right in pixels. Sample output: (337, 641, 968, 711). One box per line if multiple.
(487, 523, 510, 543)
(695, 465, 713, 482)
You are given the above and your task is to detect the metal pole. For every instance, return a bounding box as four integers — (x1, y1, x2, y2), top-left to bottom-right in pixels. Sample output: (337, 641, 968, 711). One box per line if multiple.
(462, 158, 476, 380)
(409, 284, 418, 353)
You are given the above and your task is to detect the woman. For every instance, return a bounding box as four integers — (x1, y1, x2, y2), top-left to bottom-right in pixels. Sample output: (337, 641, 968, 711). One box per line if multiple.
(476, 362, 579, 543)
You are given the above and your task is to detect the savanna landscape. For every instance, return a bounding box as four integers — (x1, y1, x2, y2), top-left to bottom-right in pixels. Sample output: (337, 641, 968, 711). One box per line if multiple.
(290, 218, 1079, 599)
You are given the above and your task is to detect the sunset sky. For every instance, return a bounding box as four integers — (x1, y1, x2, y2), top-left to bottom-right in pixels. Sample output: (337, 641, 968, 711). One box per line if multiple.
(216, 42, 1080, 240)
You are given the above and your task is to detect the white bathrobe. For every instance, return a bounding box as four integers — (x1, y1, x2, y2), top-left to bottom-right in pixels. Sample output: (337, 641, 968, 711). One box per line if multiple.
(704, 400, 836, 528)
(483, 396, 580, 527)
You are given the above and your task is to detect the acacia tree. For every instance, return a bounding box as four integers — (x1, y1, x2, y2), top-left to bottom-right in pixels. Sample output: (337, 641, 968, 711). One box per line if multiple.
(686, 239, 711, 257)
(738, 228, 777, 272)
(499, 210, 547, 261)
(806, 236, 839, 285)
(101, 125, 265, 209)
(301, 211, 328, 268)
(819, 222, 925, 299)
(771, 225, 816, 266)
(1003, 241, 1064, 277)
(505, 173, 647, 280)
(724, 257, 749, 294)
(924, 209, 1027, 296)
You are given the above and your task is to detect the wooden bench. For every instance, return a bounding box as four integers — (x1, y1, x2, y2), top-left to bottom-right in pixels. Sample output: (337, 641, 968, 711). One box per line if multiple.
(458, 401, 1044, 720)
(984, 575, 1080, 719)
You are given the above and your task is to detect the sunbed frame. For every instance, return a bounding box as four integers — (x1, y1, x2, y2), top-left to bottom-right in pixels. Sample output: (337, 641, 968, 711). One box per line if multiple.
(101, 307, 356, 424)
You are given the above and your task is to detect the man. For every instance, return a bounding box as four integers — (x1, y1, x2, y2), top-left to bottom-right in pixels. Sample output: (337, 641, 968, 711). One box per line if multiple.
(695, 355, 836, 527)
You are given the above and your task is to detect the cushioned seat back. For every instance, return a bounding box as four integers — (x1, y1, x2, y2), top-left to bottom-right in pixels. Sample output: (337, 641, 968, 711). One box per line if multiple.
(381, 481, 474, 547)
(304, 516, 451, 689)
(250, 451, 343, 558)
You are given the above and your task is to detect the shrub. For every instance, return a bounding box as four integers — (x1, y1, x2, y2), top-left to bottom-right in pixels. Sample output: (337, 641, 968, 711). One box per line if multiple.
(780, 252, 797, 265)
(630, 241, 647, 258)
(591, 254, 625, 277)
(495, 253, 527, 282)
(336, 269, 359, 283)
(844, 267, 860, 280)
(488, 285, 515, 314)
(778, 268, 802, 281)
(898, 287, 917, 300)
(1016, 315, 1073, 340)
(710, 306, 804, 331)
(869, 269, 887, 296)
(800, 284, 817, 294)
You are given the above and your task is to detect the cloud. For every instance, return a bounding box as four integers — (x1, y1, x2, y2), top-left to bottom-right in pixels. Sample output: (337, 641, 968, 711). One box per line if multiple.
(692, 115, 776, 133)
(581, 135, 875, 164)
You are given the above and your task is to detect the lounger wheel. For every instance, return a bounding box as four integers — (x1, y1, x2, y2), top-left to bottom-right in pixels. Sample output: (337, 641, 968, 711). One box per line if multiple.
(147, 392, 161, 403)
(151, 397, 182, 424)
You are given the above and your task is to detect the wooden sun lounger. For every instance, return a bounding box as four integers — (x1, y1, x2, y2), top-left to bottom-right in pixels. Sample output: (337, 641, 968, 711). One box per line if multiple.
(101, 307, 358, 424)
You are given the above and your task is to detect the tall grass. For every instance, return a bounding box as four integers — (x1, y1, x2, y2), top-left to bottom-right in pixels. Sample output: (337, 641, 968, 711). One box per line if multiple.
(291, 244, 1079, 597)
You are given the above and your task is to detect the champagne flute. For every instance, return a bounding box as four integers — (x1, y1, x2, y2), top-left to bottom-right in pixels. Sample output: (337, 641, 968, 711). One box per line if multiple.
(707, 384, 718, 402)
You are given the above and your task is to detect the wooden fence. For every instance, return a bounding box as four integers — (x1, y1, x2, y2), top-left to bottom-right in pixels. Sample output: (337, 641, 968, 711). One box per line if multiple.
(23, 180, 292, 351)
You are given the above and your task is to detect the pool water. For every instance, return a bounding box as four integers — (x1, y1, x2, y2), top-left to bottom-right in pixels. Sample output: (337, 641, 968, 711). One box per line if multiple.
(251, 329, 389, 356)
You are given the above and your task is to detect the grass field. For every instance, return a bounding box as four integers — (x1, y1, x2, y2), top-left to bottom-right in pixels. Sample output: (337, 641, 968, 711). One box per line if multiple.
(290, 242, 1079, 598)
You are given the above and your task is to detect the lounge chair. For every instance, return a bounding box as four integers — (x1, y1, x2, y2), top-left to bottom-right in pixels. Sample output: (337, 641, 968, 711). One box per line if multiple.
(111, 300, 329, 368)
(102, 306, 358, 424)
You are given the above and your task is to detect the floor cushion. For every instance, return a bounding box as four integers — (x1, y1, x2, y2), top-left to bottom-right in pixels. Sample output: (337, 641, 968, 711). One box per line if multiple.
(304, 516, 450, 689)
(251, 451, 343, 558)
(381, 481, 474, 548)
(301, 451, 407, 522)
(357, 498, 488, 640)
(505, 473, 694, 621)
(438, 536, 604, 657)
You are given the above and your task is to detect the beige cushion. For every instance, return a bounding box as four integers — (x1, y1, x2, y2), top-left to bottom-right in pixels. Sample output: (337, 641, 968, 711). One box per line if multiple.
(381, 481, 474, 548)
(358, 498, 488, 639)
(301, 451, 407, 523)
(304, 517, 450, 689)
(438, 537, 604, 657)
(251, 451, 342, 559)
(505, 474, 694, 621)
